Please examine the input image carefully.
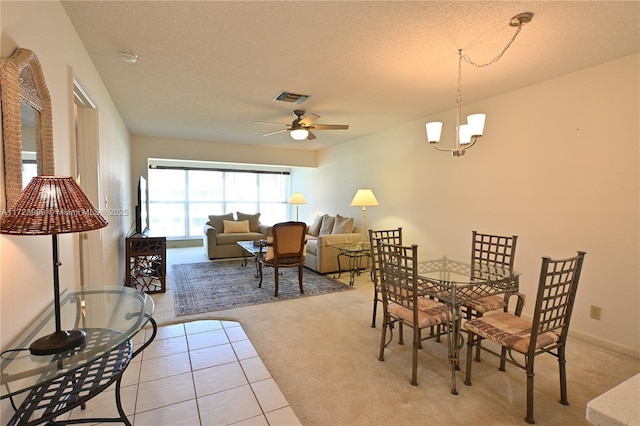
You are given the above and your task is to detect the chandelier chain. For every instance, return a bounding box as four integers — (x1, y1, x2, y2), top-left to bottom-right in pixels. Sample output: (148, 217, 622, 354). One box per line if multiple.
(456, 24, 524, 106)
(463, 25, 523, 68)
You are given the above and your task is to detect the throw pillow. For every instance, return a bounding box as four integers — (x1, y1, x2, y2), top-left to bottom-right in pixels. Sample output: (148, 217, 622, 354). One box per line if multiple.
(208, 213, 234, 232)
(319, 215, 335, 236)
(332, 214, 354, 234)
(308, 214, 323, 237)
(237, 212, 261, 232)
(223, 220, 250, 233)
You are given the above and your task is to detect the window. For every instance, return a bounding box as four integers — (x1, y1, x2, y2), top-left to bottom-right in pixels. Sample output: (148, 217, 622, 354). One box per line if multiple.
(148, 167, 289, 239)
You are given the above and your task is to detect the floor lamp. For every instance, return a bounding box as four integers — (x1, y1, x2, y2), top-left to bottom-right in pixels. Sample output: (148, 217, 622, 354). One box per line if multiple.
(0, 176, 108, 355)
(289, 192, 307, 222)
(350, 189, 379, 242)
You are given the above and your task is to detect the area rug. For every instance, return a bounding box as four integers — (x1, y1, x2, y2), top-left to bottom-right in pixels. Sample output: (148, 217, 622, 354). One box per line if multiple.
(171, 260, 355, 316)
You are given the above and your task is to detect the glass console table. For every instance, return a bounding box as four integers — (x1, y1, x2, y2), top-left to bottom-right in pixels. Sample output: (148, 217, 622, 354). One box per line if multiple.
(1, 286, 156, 425)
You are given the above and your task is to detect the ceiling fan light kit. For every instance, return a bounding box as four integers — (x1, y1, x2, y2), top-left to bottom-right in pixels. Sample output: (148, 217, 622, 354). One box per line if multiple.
(290, 128, 309, 140)
(255, 109, 349, 141)
(426, 11, 533, 156)
(117, 50, 138, 63)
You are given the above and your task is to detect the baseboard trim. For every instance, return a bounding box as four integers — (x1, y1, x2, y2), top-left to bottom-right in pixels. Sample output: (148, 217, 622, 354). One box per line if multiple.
(167, 239, 202, 248)
(569, 329, 640, 360)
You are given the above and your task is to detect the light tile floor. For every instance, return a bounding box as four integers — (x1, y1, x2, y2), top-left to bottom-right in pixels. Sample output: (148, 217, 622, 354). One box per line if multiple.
(65, 319, 300, 425)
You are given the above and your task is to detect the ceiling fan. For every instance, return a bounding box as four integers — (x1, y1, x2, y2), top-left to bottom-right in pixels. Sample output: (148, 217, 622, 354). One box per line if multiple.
(254, 109, 349, 140)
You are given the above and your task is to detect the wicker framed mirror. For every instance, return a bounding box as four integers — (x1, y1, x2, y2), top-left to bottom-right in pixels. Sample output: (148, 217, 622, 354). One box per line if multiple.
(1, 48, 54, 207)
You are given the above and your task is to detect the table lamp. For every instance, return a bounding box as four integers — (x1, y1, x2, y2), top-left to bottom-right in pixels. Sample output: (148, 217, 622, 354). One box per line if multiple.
(289, 192, 307, 221)
(350, 189, 379, 240)
(0, 176, 108, 355)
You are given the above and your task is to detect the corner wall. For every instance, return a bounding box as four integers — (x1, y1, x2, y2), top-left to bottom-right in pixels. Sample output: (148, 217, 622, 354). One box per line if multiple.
(313, 54, 640, 357)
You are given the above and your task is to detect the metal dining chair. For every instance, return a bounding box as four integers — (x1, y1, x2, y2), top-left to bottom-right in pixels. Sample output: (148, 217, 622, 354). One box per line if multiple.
(464, 231, 518, 361)
(463, 251, 586, 424)
(377, 240, 448, 386)
(368, 227, 402, 328)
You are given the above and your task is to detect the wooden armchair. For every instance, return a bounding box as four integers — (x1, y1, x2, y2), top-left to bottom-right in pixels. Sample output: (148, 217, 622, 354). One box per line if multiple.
(258, 221, 307, 297)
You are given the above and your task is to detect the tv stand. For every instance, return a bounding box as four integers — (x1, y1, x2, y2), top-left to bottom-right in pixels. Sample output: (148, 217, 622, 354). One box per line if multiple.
(125, 235, 166, 293)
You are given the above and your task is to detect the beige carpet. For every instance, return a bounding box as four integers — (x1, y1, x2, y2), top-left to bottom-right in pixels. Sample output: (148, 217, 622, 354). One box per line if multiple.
(149, 247, 639, 425)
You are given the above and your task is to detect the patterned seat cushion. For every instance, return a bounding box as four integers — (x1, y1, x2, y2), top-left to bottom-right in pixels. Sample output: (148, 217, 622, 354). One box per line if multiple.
(387, 298, 448, 328)
(463, 312, 560, 354)
(463, 295, 507, 314)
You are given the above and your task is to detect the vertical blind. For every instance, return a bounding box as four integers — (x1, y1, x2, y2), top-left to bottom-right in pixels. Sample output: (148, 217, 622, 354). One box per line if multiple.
(148, 167, 289, 239)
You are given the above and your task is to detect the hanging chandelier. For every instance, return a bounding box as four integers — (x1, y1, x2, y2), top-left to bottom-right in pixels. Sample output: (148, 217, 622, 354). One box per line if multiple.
(426, 12, 534, 156)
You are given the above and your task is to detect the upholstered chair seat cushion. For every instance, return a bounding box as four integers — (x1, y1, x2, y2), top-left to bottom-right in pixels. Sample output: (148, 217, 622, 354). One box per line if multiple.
(387, 298, 448, 328)
(464, 312, 560, 354)
(463, 295, 507, 314)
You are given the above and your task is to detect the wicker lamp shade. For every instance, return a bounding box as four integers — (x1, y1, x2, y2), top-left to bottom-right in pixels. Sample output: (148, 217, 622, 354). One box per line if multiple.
(1, 176, 107, 235)
(1, 176, 108, 355)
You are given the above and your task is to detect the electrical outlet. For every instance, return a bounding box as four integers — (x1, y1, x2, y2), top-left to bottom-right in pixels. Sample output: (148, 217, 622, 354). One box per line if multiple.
(590, 305, 602, 320)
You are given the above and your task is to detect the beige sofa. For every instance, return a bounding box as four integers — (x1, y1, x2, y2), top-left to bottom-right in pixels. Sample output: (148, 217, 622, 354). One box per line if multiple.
(203, 212, 272, 260)
(304, 214, 365, 274)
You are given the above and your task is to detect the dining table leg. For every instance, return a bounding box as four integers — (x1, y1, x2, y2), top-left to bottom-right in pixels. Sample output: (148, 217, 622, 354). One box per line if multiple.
(445, 302, 461, 395)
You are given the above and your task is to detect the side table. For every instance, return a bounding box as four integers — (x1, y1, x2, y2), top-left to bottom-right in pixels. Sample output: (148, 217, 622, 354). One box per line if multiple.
(333, 243, 371, 286)
(1, 287, 156, 426)
(125, 235, 166, 293)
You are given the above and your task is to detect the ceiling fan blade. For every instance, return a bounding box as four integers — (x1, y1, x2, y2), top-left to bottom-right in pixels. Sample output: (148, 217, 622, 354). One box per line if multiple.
(254, 121, 289, 126)
(307, 131, 317, 140)
(261, 129, 288, 137)
(309, 124, 349, 130)
(299, 113, 320, 126)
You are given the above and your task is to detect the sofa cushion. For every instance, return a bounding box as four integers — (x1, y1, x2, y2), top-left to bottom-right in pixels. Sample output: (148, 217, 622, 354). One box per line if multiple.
(305, 236, 318, 255)
(224, 219, 250, 233)
(332, 214, 354, 234)
(209, 213, 234, 232)
(319, 215, 335, 236)
(237, 212, 261, 232)
(217, 231, 266, 246)
(308, 214, 323, 237)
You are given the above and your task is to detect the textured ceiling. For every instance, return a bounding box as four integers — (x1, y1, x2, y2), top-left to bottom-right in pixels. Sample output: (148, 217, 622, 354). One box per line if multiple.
(61, 1, 639, 151)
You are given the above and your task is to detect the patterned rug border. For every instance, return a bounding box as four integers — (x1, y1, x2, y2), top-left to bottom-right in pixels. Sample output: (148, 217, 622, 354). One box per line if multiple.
(171, 260, 355, 316)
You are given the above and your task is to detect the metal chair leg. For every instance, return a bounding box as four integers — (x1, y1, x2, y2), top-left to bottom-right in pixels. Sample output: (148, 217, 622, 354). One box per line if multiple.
(371, 289, 379, 328)
(379, 314, 388, 361)
(525, 357, 535, 424)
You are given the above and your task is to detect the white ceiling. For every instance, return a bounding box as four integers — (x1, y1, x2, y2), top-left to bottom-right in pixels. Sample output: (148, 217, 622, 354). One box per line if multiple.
(61, 1, 639, 151)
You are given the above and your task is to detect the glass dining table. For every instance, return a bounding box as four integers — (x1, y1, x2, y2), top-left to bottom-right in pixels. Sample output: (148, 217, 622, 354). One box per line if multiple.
(416, 256, 520, 395)
(1, 286, 156, 425)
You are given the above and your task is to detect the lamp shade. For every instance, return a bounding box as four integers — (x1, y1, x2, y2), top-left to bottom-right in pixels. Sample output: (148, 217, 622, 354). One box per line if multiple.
(1, 176, 108, 235)
(459, 124, 472, 145)
(425, 121, 443, 143)
(467, 113, 486, 136)
(289, 192, 307, 205)
(350, 189, 379, 207)
(290, 129, 309, 140)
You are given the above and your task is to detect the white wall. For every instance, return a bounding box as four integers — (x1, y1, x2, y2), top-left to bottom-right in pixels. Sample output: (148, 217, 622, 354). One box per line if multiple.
(0, 1, 131, 349)
(312, 54, 640, 357)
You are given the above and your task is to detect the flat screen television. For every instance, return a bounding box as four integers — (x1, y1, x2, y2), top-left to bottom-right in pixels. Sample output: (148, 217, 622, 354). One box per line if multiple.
(135, 176, 149, 236)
